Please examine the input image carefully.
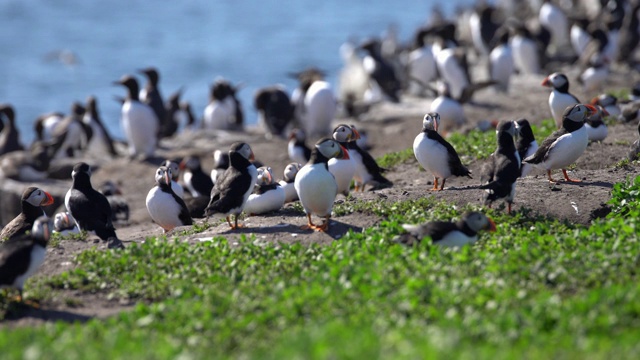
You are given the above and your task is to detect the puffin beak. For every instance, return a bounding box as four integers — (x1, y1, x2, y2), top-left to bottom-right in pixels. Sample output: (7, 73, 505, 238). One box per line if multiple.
(265, 170, 272, 184)
(434, 120, 439, 133)
(288, 132, 296, 141)
(249, 150, 255, 162)
(486, 218, 497, 232)
(334, 146, 346, 159)
(585, 104, 598, 116)
(341, 146, 350, 160)
(589, 97, 599, 105)
(165, 172, 171, 186)
(41, 191, 54, 206)
(351, 127, 361, 140)
(62, 212, 70, 226)
(541, 77, 550, 87)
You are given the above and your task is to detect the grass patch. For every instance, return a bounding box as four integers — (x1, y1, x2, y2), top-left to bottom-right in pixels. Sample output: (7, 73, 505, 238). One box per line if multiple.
(376, 148, 415, 168)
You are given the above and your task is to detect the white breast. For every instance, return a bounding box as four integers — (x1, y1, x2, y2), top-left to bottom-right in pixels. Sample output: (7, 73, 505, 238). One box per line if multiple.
(489, 45, 514, 92)
(121, 101, 158, 157)
(570, 25, 590, 55)
(302, 81, 336, 138)
(539, 3, 569, 47)
(288, 141, 308, 165)
(580, 66, 609, 92)
(13, 245, 46, 289)
(539, 126, 589, 170)
(435, 49, 469, 99)
(279, 181, 298, 203)
(435, 231, 478, 247)
(244, 186, 286, 215)
(171, 180, 184, 199)
(295, 163, 338, 217)
(413, 132, 453, 180)
(349, 149, 371, 187)
(146, 186, 185, 231)
(182, 172, 201, 198)
(510, 36, 540, 74)
(203, 97, 236, 130)
(42, 115, 63, 141)
(549, 91, 579, 128)
(408, 46, 437, 93)
(328, 154, 356, 196)
(586, 123, 608, 141)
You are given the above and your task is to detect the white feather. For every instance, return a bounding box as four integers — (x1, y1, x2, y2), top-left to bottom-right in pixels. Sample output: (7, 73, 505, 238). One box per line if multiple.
(244, 186, 285, 215)
(146, 186, 185, 231)
(121, 100, 158, 157)
(294, 163, 338, 217)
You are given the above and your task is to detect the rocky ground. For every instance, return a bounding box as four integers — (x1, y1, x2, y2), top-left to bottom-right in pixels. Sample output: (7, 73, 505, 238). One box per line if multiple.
(2, 65, 640, 324)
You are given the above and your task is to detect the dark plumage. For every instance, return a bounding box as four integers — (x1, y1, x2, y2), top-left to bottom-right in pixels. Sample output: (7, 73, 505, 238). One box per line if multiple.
(254, 86, 294, 138)
(146, 166, 192, 232)
(138, 67, 167, 137)
(479, 121, 520, 213)
(0, 104, 24, 156)
(394, 212, 496, 247)
(0, 187, 54, 241)
(360, 38, 401, 103)
(180, 156, 214, 198)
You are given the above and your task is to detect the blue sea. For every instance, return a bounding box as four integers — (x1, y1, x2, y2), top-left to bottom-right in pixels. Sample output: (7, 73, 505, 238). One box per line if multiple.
(0, 0, 472, 143)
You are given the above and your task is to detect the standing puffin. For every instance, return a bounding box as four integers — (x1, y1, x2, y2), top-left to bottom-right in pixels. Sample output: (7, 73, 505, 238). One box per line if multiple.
(290, 68, 337, 138)
(180, 156, 214, 198)
(413, 113, 472, 191)
(395, 212, 496, 247)
(114, 75, 159, 159)
(48, 102, 89, 159)
(202, 78, 244, 131)
(244, 166, 286, 215)
(585, 105, 609, 142)
(523, 104, 596, 183)
(254, 86, 294, 139)
(279, 162, 303, 203)
(287, 128, 312, 165)
(479, 121, 521, 213)
(489, 29, 514, 93)
(329, 124, 356, 197)
(138, 67, 166, 137)
(0, 187, 54, 241)
(0, 216, 52, 304)
(294, 138, 345, 232)
(205, 142, 258, 229)
(543, 72, 580, 129)
(429, 82, 466, 134)
(146, 166, 193, 233)
(514, 118, 538, 177)
(160, 160, 185, 198)
(65, 163, 124, 249)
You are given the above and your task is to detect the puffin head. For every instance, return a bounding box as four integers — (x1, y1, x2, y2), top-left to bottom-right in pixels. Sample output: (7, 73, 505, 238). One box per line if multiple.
(72, 162, 92, 179)
(137, 67, 160, 85)
(514, 118, 534, 139)
(462, 211, 496, 233)
(315, 138, 345, 160)
(283, 162, 303, 182)
(23, 187, 54, 207)
(563, 104, 597, 123)
(54, 212, 75, 231)
(541, 72, 568, 89)
(161, 160, 180, 180)
(332, 124, 358, 142)
(230, 142, 255, 161)
(288, 128, 306, 142)
(113, 75, 139, 93)
(422, 112, 441, 132)
(256, 166, 274, 186)
(155, 166, 172, 187)
(496, 120, 516, 137)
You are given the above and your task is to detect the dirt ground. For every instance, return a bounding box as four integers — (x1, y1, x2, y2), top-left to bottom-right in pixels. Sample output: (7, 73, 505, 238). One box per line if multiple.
(3, 64, 640, 325)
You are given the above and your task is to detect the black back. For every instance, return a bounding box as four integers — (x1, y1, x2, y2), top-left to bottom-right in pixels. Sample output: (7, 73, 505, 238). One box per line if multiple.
(254, 87, 294, 136)
(205, 151, 255, 216)
(157, 173, 193, 226)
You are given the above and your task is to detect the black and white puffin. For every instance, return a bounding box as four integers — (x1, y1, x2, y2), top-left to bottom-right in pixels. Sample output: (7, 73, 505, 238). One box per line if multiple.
(590, 94, 621, 118)
(543, 72, 580, 129)
(0, 215, 52, 304)
(413, 112, 472, 191)
(114, 75, 159, 159)
(33, 112, 64, 142)
(254, 86, 294, 139)
(329, 124, 356, 197)
(0, 104, 24, 156)
(244, 166, 286, 215)
(294, 138, 345, 232)
(65, 162, 124, 249)
(0, 187, 54, 241)
(202, 78, 244, 131)
(53, 211, 80, 236)
(146, 165, 193, 233)
(538, 0, 569, 50)
(209, 149, 230, 184)
(138, 67, 167, 137)
(162, 88, 183, 138)
(395, 211, 496, 247)
(479, 121, 521, 213)
(359, 38, 401, 103)
(290, 67, 336, 138)
(523, 104, 596, 183)
(585, 105, 609, 142)
(278, 162, 303, 203)
(99, 180, 130, 224)
(287, 128, 312, 165)
(628, 121, 640, 161)
(180, 156, 214, 198)
(514, 118, 538, 177)
(48, 102, 89, 159)
(205, 142, 258, 229)
(508, 21, 547, 74)
(160, 159, 184, 198)
(83, 96, 118, 158)
(469, 3, 501, 57)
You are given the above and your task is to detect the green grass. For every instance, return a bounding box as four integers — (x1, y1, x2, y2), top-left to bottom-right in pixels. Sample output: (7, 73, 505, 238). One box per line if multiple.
(1, 175, 640, 358)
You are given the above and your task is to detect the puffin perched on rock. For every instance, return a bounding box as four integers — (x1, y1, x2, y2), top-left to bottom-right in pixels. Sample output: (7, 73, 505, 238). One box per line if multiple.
(244, 166, 286, 215)
(523, 104, 596, 183)
(0, 187, 54, 241)
(514, 119, 538, 177)
(205, 142, 258, 229)
(542, 72, 580, 129)
(0, 216, 52, 304)
(479, 121, 521, 213)
(413, 112, 472, 191)
(65, 163, 124, 249)
(395, 212, 496, 247)
(295, 138, 345, 232)
(279, 162, 302, 203)
(146, 166, 193, 233)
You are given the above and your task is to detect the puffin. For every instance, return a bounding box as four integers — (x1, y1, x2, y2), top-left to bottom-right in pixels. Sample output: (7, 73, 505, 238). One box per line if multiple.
(328, 124, 356, 197)
(628, 121, 640, 161)
(254, 86, 294, 138)
(514, 118, 538, 177)
(413, 112, 472, 191)
(523, 104, 596, 183)
(33, 112, 64, 142)
(209, 150, 230, 184)
(538, 0, 569, 50)
(359, 38, 401, 103)
(489, 29, 514, 93)
(479, 121, 521, 213)
(162, 88, 183, 138)
(469, 3, 501, 57)
(160, 159, 185, 198)
(335, 124, 392, 191)
(0, 215, 52, 304)
(202, 78, 244, 131)
(542, 72, 580, 129)
(590, 94, 621, 118)
(138, 67, 167, 137)
(114, 75, 159, 159)
(290, 67, 337, 138)
(508, 22, 544, 74)
(579, 55, 609, 93)
(83, 96, 118, 158)
(0, 104, 24, 156)
(337, 40, 370, 113)
(395, 211, 496, 247)
(205, 142, 258, 229)
(287, 128, 312, 165)
(146, 165, 193, 233)
(180, 156, 213, 198)
(429, 81, 466, 134)
(53, 211, 80, 236)
(294, 138, 345, 232)
(406, 30, 437, 96)
(244, 166, 286, 215)
(99, 180, 130, 224)
(0, 187, 54, 241)
(434, 44, 470, 101)
(585, 105, 609, 142)
(570, 16, 591, 56)
(65, 162, 124, 249)
(48, 102, 89, 159)
(278, 162, 303, 203)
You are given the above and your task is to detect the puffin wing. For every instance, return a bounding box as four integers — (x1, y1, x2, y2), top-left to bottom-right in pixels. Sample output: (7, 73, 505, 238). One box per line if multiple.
(523, 128, 568, 164)
(430, 131, 471, 177)
(206, 167, 252, 214)
(0, 240, 33, 284)
(419, 221, 459, 243)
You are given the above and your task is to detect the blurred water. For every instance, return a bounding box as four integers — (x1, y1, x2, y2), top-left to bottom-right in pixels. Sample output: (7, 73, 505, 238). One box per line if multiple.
(0, 0, 471, 143)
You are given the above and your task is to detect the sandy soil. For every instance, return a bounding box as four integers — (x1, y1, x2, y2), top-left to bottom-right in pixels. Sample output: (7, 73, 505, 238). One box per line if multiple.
(2, 64, 640, 325)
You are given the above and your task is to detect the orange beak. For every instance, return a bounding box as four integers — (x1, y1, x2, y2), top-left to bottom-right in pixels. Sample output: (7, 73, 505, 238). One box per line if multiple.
(41, 191, 54, 206)
(541, 77, 550, 87)
(585, 104, 598, 116)
(589, 97, 599, 105)
(249, 150, 255, 162)
(341, 146, 350, 160)
(350, 126, 361, 140)
(165, 172, 171, 186)
(487, 218, 497, 232)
